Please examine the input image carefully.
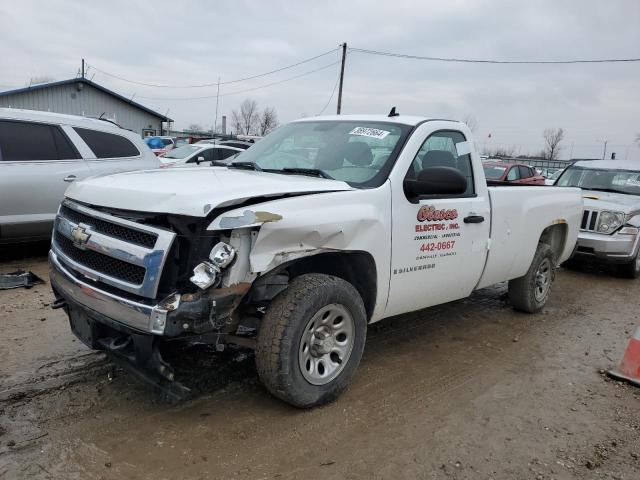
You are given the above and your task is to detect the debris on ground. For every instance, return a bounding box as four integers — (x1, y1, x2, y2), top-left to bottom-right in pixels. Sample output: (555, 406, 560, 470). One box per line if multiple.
(0, 270, 45, 290)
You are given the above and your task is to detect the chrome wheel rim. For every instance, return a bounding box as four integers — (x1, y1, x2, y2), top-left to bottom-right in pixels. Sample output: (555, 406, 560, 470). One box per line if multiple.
(534, 258, 552, 302)
(298, 303, 355, 386)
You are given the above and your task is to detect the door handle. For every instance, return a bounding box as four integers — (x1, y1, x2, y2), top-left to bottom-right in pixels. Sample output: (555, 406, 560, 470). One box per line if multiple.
(464, 215, 485, 224)
(63, 175, 77, 182)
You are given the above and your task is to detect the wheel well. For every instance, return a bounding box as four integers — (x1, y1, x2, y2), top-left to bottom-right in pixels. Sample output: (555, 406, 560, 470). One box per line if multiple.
(286, 251, 377, 320)
(538, 223, 567, 263)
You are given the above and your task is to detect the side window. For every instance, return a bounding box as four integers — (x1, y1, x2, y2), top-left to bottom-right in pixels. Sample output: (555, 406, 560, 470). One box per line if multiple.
(74, 127, 140, 159)
(202, 149, 215, 162)
(217, 149, 237, 160)
(519, 166, 532, 178)
(507, 167, 519, 181)
(407, 130, 474, 196)
(0, 120, 80, 161)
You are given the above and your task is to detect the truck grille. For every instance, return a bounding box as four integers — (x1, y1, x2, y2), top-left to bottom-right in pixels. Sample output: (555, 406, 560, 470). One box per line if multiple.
(60, 205, 157, 248)
(581, 209, 599, 232)
(54, 232, 146, 285)
(51, 200, 176, 299)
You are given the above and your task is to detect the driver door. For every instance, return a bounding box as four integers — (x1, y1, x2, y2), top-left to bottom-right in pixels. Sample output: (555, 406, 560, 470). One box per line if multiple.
(385, 128, 491, 317)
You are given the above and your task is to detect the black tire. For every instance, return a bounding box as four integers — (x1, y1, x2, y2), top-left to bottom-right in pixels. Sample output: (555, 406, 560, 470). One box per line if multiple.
(617, 252, 640, 279)
(255, 273, 367, 408)
(508, 243, 555, 313)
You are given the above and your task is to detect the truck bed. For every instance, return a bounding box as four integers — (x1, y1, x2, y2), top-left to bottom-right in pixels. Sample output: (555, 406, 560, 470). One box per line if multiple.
(476, 185, 582, 289)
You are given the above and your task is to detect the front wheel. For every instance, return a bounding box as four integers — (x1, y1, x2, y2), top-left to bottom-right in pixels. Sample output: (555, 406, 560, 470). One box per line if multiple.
(508, 243, 555, 313)
(617, 251, 640, 279)
(255, 273, 367, 408)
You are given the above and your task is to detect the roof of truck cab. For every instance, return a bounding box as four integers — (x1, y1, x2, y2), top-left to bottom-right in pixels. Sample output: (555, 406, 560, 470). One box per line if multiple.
(293, 114, 461, 127)
(573, 160, 640, 171)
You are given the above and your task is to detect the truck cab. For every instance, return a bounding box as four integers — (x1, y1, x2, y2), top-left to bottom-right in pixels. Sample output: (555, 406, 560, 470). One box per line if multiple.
(49, 114, 582, 407)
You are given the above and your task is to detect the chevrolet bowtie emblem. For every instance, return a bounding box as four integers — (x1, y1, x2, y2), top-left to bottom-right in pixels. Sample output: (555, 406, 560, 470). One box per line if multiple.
(71, 225, 91, 249)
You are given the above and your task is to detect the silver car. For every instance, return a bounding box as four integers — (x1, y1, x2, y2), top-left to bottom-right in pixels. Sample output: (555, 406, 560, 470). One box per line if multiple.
(0, 108, 159, 244)
(558, 160, 640, 277)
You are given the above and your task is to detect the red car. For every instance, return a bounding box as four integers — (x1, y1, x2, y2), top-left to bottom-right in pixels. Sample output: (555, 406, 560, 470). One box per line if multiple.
(482, 162, 546, 185)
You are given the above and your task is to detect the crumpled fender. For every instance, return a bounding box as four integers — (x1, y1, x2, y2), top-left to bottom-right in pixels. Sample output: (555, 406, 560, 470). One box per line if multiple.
(208, 186, 393, 319)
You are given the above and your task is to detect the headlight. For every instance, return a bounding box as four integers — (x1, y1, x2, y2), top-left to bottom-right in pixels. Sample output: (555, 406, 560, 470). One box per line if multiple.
(189, 242, 236, 290)
(209, 242, 236, 269)
(190, 262, 219, 290)
(596, 211, 625, 234)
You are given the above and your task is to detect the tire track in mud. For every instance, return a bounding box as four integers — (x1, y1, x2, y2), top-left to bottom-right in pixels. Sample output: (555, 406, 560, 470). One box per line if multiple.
(0, 352, 109, 404)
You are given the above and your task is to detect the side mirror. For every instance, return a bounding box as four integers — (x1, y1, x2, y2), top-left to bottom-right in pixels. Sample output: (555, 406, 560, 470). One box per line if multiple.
(404, 167, 467, 198)
(195, 156, 205, 165)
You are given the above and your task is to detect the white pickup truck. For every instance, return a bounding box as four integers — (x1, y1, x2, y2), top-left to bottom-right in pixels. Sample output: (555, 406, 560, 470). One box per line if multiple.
(49, 114, 582, 407)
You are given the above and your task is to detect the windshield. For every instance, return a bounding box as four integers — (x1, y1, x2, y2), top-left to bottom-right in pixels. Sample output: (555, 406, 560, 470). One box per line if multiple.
(162, 145, 202, 160)
(232, 120, 412, 187)
(483, 165, 507, 180)
(548, 169, 563, 181)
(557, 166, 640, 195)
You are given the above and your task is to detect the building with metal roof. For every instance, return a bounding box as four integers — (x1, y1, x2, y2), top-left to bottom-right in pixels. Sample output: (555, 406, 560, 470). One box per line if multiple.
(0, 78, 171, 137)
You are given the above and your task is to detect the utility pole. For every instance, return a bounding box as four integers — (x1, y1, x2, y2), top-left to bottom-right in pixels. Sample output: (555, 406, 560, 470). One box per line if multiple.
(214, 77, 220, 139)
(336, 43, 347, 114)
(602, 140, 608, 160)
(81, 58, 85, 79)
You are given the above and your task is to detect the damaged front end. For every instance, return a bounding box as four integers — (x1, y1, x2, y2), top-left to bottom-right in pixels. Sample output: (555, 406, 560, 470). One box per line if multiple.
(49, 200, 268, 401)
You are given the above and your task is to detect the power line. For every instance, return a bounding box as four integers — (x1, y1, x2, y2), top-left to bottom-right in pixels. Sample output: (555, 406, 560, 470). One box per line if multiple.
(86, 47, 340, 88)
(134, 61, 341, 101)
(349, 47, 640, 64)
(317, 69, 341, 115)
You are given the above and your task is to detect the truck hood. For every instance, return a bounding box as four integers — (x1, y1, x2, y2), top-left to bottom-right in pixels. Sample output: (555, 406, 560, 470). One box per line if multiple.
(65, 167, 353, 217)
(582, 189, 640, 215)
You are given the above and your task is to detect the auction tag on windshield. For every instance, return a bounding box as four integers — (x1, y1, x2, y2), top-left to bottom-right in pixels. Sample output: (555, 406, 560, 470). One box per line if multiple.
(349, 127, 390, 139)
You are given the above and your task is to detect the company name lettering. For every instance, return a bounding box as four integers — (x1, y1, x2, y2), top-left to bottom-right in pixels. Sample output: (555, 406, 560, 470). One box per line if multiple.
(417, 205, 458, 222)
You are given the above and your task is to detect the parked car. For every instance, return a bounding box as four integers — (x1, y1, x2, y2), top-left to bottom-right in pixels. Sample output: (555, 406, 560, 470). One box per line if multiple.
(159, 143, 243, 168)
(545, 169, 564, 185)
(49, 114, 582, 407)
(557, 160, 640, 277)
(0, 108, 159, 244)
(196, 139, 253, 150)
(483, 161, 546, 185)
(144, 136, 175, 156)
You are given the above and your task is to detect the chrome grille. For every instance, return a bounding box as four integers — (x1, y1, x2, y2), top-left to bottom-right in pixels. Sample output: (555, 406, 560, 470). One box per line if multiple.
(59, 205, 157, 248)
(54, 231, 145, 285)
(580, 209, 600, 232)
(51, 200, 176, 298)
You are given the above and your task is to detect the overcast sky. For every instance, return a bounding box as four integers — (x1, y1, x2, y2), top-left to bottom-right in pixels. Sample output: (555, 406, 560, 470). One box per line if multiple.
(1, 0, 639, 159)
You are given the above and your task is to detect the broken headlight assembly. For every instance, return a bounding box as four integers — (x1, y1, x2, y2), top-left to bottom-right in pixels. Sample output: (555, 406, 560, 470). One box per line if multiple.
(189, 242, 236, 289)
(596, 211, 625, 234)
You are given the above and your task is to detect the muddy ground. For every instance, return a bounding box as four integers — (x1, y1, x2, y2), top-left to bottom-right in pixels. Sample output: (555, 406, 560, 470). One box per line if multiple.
(0, 242, 639, 480)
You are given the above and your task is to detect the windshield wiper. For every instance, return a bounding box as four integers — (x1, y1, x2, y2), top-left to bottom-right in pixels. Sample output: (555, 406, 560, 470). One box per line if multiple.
(279, 167, 334, 179)
(227, 161, 262, 171)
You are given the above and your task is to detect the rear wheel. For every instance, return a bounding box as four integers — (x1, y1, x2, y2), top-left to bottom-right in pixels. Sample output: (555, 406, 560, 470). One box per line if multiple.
(617, 251, 640, 279)
(509, 243, 555, 313)
(256, 273, 367, 408)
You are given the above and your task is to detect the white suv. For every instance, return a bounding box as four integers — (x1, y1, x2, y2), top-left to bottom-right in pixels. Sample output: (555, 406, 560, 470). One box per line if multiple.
(0, 108, 159, 244)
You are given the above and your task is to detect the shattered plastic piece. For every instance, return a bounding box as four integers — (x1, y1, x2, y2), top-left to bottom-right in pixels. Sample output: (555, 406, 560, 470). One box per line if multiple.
(0, 270, 45, 290)
(218, 210, 283, 229)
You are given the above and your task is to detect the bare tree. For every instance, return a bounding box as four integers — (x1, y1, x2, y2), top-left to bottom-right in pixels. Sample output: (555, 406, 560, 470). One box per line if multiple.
(462, 114, 478, 133)
(258, 107, 278, 136)
(636, 132, 640, 145)
(232, 99, 260, 135)
(543, 128, 565, 160)
(187, 123, 203, 132)
(481, 145, 520, 158)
